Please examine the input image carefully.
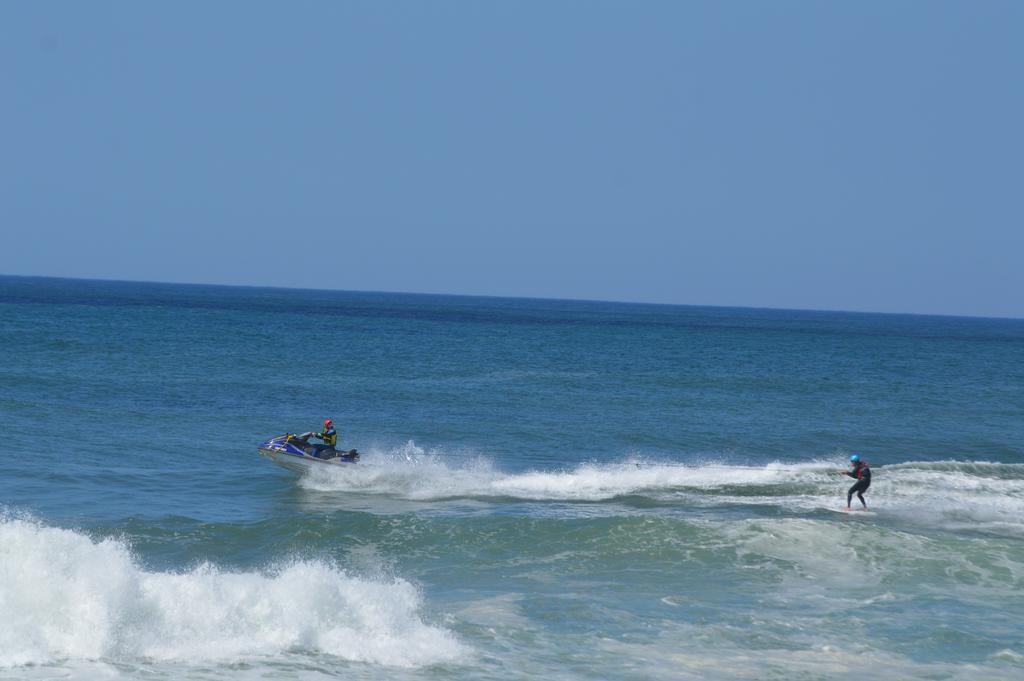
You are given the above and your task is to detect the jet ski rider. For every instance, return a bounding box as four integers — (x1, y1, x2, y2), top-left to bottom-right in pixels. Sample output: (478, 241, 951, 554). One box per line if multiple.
(311, 419, 337, 458)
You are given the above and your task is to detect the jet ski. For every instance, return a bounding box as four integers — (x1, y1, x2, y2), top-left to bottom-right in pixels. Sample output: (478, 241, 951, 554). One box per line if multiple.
(258, 432, 359, 474)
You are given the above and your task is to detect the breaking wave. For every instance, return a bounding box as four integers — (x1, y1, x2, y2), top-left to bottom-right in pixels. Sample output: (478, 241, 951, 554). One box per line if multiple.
(0, 514, 467, 669)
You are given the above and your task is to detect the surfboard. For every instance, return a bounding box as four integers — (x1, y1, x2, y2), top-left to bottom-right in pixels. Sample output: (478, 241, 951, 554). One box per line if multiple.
(826, 508, 877, 516)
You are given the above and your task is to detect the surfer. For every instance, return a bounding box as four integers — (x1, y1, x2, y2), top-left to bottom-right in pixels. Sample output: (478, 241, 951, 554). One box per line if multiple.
(841, 454, 871, 510)
(310, 419, 338, 458)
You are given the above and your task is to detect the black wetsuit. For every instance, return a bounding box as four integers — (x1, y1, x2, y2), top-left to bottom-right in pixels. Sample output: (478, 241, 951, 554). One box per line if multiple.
(845, 462, 871, 508)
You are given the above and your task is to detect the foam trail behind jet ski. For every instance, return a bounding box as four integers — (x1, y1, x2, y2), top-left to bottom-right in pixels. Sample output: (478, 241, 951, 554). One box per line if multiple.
(299, 444, 1024, 536)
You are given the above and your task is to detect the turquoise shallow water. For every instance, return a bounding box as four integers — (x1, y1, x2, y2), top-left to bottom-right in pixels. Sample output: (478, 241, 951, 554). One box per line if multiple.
(1, 275, 1023, 679)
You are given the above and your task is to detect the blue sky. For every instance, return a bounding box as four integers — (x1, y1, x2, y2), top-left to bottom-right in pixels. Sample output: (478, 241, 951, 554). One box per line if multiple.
(2, 2, 1022, 317)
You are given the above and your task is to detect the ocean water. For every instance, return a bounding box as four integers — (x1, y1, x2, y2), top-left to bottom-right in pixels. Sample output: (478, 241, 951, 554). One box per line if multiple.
(1, 275, 1023, 680)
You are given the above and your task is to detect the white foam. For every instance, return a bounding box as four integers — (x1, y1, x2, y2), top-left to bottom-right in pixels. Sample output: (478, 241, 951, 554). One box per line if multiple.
(861, 462, 1024, 537)
(300, 441, 826, 500)
(721, 516, 1024, 604)
(0, 516, 467, 669)
(300, 446, 1024, 536)
(595, 628, 1014, 681)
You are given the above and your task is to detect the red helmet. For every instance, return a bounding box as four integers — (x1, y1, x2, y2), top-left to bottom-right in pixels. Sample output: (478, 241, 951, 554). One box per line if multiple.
(324, 419, 333, 429)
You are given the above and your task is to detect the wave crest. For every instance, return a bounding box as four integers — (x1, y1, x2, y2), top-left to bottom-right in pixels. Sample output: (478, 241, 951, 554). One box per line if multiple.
(0, 515, 466, 668)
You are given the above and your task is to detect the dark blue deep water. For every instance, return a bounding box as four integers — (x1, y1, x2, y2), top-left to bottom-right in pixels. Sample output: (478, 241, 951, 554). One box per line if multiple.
(2, 275, 1023, 680)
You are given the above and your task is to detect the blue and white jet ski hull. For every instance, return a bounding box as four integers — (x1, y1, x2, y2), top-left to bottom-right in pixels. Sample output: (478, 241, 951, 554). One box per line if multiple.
(258, 434, 359, 474)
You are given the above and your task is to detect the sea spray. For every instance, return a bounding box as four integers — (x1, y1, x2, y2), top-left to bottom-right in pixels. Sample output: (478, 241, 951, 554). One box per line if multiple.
(0, 516, 466, 668)
(298, 445, 1024, 536)
(299, 441, 841, 500)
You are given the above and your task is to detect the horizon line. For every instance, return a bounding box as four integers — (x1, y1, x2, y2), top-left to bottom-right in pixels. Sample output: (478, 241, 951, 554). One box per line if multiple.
(2, 272, 1021, 323)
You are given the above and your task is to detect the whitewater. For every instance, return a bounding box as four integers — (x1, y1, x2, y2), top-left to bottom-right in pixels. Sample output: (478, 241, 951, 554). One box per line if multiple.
(297, 443, 1024, 535)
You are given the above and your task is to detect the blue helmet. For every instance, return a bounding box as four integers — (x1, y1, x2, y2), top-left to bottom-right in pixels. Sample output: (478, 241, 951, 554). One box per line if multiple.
(849, 454, 860, 463)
